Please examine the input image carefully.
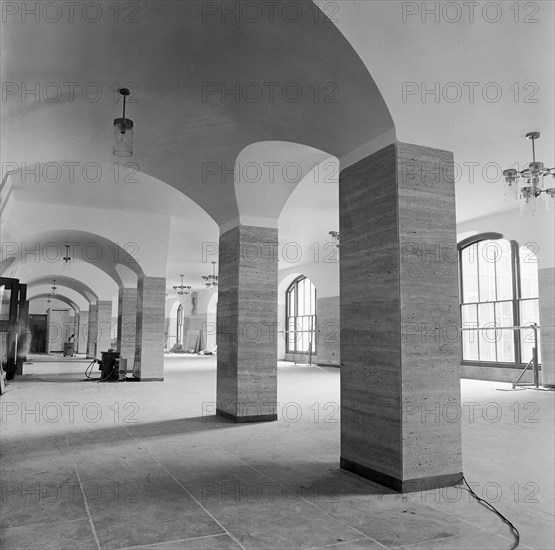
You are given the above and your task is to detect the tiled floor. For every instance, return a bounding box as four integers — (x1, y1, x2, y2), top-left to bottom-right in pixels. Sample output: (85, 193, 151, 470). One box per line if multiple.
(0, 357, 553, 549)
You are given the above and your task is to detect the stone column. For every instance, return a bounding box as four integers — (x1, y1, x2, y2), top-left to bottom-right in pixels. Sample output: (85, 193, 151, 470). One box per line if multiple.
(79, 310, 89, 356)
(216, 224, 278, 422)
(539, 267, 555, 386)
(16, 286, 28, 374)
(86, 304, 98, 358)
(133, 277, 165, 381)
(117, 287, 137, 366)
(316, 296, 340, 366)
(72, 313, 79, 353)
(339, 142, 462, 493)
(96, 300, 113, 355)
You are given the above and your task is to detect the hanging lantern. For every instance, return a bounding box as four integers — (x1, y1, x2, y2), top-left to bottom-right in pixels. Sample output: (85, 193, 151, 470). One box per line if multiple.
(113, 88, 134, 157)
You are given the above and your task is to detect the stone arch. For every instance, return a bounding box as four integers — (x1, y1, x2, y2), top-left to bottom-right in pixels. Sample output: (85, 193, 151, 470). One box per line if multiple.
(28, 293, 80, 313)
(4, 229, 143, 288)
(26, 275, 98, 304)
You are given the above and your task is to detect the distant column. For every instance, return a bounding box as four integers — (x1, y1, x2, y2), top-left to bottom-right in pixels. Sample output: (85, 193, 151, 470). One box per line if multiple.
(117, 287, 137, 365)
(133, 277, 165, 381)
(216, 224, 278, 422)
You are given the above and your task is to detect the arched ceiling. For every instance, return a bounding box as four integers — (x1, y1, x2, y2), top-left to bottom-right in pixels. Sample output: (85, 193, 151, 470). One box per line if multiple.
(332, 2, 554, 221)
(3, 229, 142, 287)
(28, 292, 81, 313)
(233, 141, 333, 229)
(1, 0, 394, 227)
(26, 275, 97, 304)
(2, 247, 119, 301)
(1, 0, 553, 299)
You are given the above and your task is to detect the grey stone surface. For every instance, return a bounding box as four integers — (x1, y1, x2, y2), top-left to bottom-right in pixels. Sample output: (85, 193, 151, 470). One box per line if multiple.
(134, 277, 166, 380)
(339, 142, 462, 487)
(96, 300, 113, 357)
(217, 225, 278, 420)
(1, 361, 551, 550)
(316, 296, 340, 366)
(86, 304, 98, 358)
(118, 287, 137, 367)
(77, 310, 88, 354)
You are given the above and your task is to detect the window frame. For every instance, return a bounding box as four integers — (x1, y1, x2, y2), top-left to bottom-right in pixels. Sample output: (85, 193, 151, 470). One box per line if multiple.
(458, 234, 540, 369)
(285, 276, 317, 354)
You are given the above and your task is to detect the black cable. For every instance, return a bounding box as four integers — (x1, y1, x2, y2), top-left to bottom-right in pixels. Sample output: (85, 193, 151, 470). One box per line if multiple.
(458, 475, 520, 550)
(84, 359, 97, 380)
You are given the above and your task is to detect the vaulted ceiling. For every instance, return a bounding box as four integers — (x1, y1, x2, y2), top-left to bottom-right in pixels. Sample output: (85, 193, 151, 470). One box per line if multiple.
(2, 0, 554, 298)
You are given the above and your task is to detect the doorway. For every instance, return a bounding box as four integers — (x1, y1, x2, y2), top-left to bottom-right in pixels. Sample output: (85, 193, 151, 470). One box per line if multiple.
(28, 314, 47, 353)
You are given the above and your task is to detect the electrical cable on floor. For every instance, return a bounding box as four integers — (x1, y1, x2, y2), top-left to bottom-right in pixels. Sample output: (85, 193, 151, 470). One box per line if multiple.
(84, 358, 115, 382)
(458, 475, 520, 550)
(84, 359, 97, 380)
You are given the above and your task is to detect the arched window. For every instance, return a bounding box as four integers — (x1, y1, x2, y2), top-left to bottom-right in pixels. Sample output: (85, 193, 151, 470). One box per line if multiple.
(459, 235, 540, 366)
(286, 276, 316, 354)
(176, 304, 183, 343)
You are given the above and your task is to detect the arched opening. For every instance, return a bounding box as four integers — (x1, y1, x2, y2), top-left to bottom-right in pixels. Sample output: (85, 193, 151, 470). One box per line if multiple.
(459, 234, 541, 367)
(285, 276, 317, 363)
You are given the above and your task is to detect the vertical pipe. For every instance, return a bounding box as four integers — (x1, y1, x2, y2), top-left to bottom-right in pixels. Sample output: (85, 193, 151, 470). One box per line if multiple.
(533, 325, 539, 388)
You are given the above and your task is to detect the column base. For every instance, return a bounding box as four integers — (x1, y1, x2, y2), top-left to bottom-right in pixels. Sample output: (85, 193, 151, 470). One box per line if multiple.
(216, 409, 277, 423)
(340, 457, 463, 493)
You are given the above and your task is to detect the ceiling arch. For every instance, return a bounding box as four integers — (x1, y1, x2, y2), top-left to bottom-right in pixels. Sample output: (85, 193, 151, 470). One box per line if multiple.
(1, 0, 395, 227)
(28, 293, 80, 313)
(230, 141, 334, 230)
(26, 275, 98, 303)
(27, 285, 90, 311)
(3, 229, 143, 287)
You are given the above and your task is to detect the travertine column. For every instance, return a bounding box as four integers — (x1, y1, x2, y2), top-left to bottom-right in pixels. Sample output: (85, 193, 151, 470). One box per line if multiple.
(78, 310, 89, 355)
(217, 225, 278, 422)
(117, 287, 137, 366)
(96, 301, 113, 355)
(72, 313, 79, 353)
(316, 296, 340, 366)
(340, 142, 462, 492)
(86, 304, 98, 358)
(539, 267, 555, 386)
(133, 277, 165, 381)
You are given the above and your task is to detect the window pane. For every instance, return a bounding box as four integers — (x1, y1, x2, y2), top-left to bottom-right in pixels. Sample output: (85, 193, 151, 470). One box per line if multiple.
(520, 299, 540, 363)
(496, 240, 513, 301)
(478, 302, 496, 361)
(520, 245, 539, 298)
(0, 286, 12, 321)
(298, 281, 305, 316)
(478, 241, 497, 302)
(495, 301, 514, 363)
(287, 290, 294, 317)
(300, 332, 309, 352)
(461, 304, 479, 361)
(461, 245, 479, 303)
(304, 285, 311, 316)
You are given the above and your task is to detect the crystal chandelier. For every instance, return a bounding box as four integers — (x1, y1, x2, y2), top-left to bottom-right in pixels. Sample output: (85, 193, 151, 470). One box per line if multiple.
(173, 274, 191, 301)
(202, 261, 218, 291)
(503, 132, 555, 215)
(113, 88, 134, 157)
